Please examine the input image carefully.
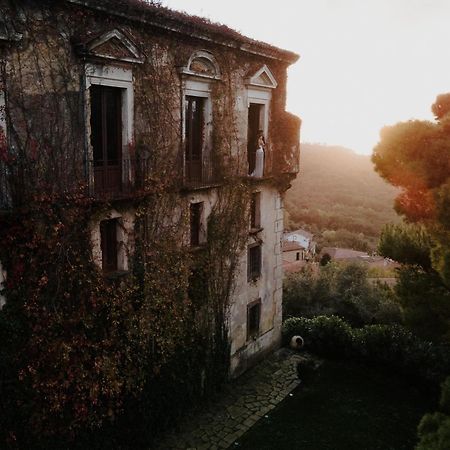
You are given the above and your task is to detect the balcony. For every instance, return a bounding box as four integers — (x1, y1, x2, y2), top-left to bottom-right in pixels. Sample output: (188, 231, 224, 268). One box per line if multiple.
(89, 157, 151, 199)
(0, 157, 152, 208)
(183, 154, 220, 189)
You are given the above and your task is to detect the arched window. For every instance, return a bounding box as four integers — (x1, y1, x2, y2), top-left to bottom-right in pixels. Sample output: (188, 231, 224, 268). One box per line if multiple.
(180, 51, 221, 186)
(181, 50, 221, 80)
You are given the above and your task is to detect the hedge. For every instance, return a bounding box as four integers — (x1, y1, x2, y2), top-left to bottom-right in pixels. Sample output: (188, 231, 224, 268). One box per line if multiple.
(282, 315, 450, 386)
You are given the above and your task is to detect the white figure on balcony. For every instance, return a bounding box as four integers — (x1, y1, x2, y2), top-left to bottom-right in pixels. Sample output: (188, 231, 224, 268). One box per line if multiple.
(251, 131, 265, 178)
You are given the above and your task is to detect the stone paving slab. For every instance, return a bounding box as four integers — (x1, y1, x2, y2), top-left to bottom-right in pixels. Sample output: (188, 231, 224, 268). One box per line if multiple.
(154, 348, 305, 450)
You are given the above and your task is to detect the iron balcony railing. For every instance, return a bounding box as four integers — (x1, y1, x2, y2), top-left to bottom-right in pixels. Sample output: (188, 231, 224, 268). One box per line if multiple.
(88, 157, 152, 199)
(184, 152, 220, 189)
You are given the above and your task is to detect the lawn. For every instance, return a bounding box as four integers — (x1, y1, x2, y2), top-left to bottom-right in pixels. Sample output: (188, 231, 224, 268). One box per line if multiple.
(236, 359, 436, 450)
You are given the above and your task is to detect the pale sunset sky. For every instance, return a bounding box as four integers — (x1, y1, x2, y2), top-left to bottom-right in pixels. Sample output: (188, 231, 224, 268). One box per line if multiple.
(163, 0, 450, 155)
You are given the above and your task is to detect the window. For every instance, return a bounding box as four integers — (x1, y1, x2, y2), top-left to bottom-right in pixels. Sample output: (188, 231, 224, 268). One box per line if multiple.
(247, 300, 261, 340)
(100, 218, 118, 273)
(247, 66, 277, 177)
(92, 211, 132, 275)
(182, 52, 218, 187)
(85, 64, 134, 197)
(247, 103, 264, 175)
(185, 96, 205, 182)
(247, 244, 262, 281)
(190, 202, 203, 246)
(250, 192, 261, 230)
(296, 252, 300, 261)
(90, 85, 123, 194)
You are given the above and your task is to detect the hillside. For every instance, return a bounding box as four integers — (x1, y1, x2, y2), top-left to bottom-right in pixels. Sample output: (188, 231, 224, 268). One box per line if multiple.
(285, 144, 400, 251)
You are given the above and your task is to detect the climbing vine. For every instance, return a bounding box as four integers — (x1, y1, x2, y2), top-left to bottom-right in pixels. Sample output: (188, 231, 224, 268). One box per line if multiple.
(0, 1, 277, 447)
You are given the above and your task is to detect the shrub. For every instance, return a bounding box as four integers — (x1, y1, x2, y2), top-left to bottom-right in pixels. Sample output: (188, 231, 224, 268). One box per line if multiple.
(283, 316, 450, 386)
(417, 377, 450, 450)
(282, 315, 353, 358)
(283, 262, 402, 327)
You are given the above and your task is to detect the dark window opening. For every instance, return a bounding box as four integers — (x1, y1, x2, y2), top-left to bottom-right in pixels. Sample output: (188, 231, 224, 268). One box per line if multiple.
(190, 202, 203, 246)
(100, 218, 118, 273)
(296, 252, 300, 261)
(247, 300, 261, 340)
(247, 103, 263, 175)
(185, 96, 205, 182)
(250, 192, 261, 229)
(247, 244, 262, 281)
(90, 85, 122, 193)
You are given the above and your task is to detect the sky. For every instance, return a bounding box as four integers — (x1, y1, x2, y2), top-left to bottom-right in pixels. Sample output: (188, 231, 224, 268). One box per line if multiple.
(162, 0, 450, 154)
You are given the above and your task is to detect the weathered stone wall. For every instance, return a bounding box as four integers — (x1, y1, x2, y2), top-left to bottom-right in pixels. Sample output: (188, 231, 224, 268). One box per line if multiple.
(229, 184, 285, 376)
(1, 0, 300, 377)
(2, 1, 296, 192)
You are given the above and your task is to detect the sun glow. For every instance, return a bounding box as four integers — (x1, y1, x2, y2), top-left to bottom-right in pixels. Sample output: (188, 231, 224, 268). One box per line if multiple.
(163, 0, 450, 154)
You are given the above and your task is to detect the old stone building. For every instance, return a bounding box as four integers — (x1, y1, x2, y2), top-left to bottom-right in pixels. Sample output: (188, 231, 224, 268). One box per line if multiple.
(0, 0, 300, 381)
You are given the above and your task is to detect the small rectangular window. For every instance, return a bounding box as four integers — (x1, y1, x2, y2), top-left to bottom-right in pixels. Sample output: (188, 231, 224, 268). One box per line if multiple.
(190, 202, 203, 246)
(100, 218, 118, 273)
(247, 300, 261, 340)
(296, 252, 300, 261)
(247, 244, 262, 281)
(250, 192, 261, 229)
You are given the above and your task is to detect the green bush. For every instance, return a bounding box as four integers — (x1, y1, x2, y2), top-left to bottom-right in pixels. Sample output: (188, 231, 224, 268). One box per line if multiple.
(440, 377, 450, 414)
(283, 315, 353, 358)
(283, 262, 402, 327)
(282, 316, 450, 385)
(417, 377, 450, 450)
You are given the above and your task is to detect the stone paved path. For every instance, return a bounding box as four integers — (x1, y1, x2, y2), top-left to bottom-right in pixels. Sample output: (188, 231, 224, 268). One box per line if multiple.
(154, 348, 305, 450)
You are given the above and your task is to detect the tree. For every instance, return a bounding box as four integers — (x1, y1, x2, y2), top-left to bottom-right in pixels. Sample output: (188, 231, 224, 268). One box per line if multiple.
(373, 94, 450, 288)
(283, 262, 402, 327)
(417, 377, 450, 450)
(378, 223, 433, 270)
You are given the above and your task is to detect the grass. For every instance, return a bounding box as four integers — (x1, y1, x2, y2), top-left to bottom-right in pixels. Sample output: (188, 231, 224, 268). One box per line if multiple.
(236, 359, 436, 450)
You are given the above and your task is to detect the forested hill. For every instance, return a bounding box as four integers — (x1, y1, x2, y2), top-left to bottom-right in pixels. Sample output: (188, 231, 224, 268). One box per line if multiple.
(285, 143, 400, 251)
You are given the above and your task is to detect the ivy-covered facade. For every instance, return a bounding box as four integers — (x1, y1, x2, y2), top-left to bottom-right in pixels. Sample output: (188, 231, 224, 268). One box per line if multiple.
(0, 0, 300, 443)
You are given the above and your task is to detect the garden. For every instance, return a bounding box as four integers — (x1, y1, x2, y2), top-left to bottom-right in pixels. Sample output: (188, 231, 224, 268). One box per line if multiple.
(238, 359, 434, 450)
(237, 314, 450, 449)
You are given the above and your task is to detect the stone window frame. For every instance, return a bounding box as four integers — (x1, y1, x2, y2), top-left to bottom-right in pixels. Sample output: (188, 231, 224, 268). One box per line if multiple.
(247, 243, 262, 282)
(246, 65, 278, 176)
(181, 79, 213, 182)
(247, 298, 262, 341)
(84, 63, 134, 193)
(91, 209, 132, 275)
(246, 88, 271, 144)
(250, 191, 262, 232)
(180, 50, 221, 182)
(179, 50, 221, 81)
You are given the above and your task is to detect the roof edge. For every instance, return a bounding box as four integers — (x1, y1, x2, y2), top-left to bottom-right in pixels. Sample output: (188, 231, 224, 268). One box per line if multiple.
(66, 0, 300, 65)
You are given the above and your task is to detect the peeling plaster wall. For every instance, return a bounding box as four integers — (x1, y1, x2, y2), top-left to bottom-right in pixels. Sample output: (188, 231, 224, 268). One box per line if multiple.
(229, 185, 284, 377)
(1, 2, 299, 377)
(90, 209, 135, 272)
